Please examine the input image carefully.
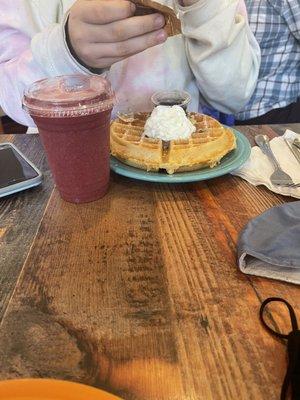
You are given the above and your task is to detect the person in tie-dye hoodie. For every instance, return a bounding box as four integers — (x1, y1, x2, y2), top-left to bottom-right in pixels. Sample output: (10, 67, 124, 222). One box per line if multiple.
(0, 0, 260, 127)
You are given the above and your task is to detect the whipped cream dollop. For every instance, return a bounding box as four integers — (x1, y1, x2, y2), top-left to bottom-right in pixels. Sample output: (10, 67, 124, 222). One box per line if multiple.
(144, 105, 196, 141)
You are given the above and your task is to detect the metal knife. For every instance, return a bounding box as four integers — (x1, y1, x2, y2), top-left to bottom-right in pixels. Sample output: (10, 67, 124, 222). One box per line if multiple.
(284, 138, 300, 165)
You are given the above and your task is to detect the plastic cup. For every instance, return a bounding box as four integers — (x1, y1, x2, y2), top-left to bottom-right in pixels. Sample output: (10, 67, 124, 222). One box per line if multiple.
(23, 74, 114, 203)
(151, 90, 191, 111)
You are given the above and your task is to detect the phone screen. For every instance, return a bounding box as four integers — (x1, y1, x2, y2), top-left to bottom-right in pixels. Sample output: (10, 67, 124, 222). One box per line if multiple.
(0, 144, 39, 189)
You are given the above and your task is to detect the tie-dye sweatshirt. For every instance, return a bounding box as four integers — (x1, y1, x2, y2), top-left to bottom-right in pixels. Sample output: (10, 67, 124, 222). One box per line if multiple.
(0, 0, 260, 127)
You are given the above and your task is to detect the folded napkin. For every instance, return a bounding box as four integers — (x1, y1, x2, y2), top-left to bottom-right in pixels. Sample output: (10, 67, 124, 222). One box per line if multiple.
(232, 129, 300, 198)
(237, 201, 300, 284)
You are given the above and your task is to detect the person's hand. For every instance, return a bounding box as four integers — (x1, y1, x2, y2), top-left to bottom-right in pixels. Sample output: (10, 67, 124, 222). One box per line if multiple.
(67, 0, 167, 69)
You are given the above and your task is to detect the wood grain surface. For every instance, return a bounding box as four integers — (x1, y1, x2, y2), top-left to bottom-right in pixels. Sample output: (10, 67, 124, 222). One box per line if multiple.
(0, 135, 53, 320)
(0, 125, 299, 400)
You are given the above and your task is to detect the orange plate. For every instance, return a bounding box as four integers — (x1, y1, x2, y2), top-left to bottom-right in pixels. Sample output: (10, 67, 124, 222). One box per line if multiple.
(0, 379, 122, 400)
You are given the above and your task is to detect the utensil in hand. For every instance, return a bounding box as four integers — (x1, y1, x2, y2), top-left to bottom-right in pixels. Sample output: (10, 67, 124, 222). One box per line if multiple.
(255, 134, 297, 187)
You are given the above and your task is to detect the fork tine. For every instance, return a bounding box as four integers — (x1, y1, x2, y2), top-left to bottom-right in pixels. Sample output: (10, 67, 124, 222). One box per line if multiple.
(255, 135, 299, 188)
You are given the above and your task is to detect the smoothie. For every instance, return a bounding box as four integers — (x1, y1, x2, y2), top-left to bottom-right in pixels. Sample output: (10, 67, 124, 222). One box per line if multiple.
(23, 75, 114, 203)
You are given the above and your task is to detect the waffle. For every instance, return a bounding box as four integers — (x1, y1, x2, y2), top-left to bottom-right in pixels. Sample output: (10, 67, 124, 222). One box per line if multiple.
(132, 0, 181, 37)
(110, 112, 237, 174)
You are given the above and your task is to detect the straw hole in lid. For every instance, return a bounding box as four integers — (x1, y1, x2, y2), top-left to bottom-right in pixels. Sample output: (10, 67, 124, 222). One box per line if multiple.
(61, 75, 89, 93)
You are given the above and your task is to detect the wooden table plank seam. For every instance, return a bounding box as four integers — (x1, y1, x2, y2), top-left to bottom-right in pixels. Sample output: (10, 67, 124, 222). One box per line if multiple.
(0, 125, 300, 400)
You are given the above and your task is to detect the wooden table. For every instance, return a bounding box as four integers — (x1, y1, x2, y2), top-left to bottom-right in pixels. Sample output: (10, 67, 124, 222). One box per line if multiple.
(0, 125, 299, 400)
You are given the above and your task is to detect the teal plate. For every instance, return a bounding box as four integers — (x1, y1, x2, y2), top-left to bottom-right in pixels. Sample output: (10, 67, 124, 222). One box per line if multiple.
(110, 128, 251, 183)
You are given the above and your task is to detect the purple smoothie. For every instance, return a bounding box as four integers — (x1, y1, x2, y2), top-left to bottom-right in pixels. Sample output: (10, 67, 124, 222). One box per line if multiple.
(23, 75, 114, 203)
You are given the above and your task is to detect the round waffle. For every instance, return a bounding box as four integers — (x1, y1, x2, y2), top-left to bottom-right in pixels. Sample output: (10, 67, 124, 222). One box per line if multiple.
(110, 112, 236, 174)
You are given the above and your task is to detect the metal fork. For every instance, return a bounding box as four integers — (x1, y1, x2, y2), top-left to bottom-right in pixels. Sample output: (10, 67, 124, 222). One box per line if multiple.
(255, 134, 299, 187)
(293, 138, 300, 150)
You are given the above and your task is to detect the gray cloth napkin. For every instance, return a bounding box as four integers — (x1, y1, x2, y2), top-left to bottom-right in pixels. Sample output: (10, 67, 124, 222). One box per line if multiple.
(237, 201, 300, 284)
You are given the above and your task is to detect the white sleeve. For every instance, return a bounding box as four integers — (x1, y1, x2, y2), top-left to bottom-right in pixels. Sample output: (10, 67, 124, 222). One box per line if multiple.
(175, 0, 261, 114)
(0, 1, 91, 127)
(31, 20, 91, 77)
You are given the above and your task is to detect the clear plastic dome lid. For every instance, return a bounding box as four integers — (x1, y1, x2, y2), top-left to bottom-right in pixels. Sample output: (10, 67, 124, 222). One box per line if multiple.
(23, 74, 115, 118)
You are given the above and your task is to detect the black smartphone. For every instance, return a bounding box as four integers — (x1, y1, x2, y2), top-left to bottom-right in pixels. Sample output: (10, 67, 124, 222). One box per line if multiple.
(0, 142, 42, 198)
